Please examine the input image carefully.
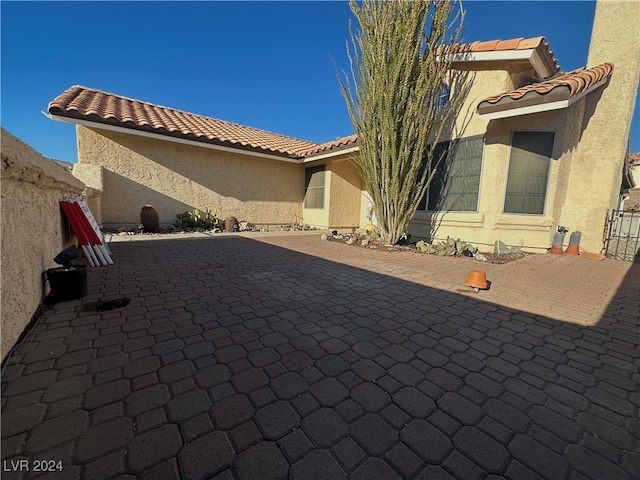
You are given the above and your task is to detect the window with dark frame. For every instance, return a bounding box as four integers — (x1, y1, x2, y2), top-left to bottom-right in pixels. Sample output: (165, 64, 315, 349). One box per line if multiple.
(304, 165, 326, 209)
(503, 131, 555, 215)
(418, 134, 484, 212)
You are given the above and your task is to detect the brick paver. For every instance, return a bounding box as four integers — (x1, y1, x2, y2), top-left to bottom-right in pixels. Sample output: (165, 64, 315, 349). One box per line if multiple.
(1, 233, 638, 479)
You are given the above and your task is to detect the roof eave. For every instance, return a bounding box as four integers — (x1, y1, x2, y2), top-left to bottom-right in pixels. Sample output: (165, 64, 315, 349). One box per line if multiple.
(446, 48, 555, 78)
(477, 77, 609, 120)
(303, 145, 360, 162)
(47, 112, 305, 163)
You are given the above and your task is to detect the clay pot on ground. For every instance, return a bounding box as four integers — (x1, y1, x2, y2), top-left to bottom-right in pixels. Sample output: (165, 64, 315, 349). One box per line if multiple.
(225, 215, 239, 232)
(466, 270, 488, 291)
(140, 205, 160, 232)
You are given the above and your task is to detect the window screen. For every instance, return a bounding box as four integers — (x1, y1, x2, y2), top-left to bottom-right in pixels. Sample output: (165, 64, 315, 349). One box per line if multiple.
(503, 131, 554, 215)
(418, 135, 484, 212)
(304, 166, 325, 209)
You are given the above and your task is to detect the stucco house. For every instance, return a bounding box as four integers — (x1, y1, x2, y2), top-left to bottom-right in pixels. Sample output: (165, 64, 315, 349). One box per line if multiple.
(47, 1, 639, 253)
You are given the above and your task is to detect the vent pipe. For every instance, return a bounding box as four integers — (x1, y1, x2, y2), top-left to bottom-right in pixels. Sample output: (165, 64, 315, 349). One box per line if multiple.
(565, 231, 582, 255)
(551, 232, 565, 254)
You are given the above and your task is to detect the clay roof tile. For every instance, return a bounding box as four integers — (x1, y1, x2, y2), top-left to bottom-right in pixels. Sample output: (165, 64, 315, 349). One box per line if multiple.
(446, 36, 559, 75)
(479, 63, 614, 107)
(303, 134, 359, 157)
(48, 85, 320, 158)
(473, 39, 501, 52)
(516, 36, 545, 50)
(495, 38, 525, 50)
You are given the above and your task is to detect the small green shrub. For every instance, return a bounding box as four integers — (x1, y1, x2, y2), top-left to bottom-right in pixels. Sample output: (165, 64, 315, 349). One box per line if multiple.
(365, 229, 380, 240)
(176, 208, 219, 229)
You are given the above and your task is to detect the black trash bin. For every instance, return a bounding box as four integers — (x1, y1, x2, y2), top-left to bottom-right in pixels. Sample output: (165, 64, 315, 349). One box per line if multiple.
(46, 266, 88, 302)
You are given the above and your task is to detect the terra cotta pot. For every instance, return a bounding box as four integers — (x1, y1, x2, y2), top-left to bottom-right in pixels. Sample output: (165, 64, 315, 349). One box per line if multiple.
(466, 270, 488, 290)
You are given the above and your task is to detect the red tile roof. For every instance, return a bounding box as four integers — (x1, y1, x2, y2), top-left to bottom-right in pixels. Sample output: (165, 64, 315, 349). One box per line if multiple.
(629, 153, 640, 165)
(478, 63, 614, 111)
(303, 134, 358, 157)
(45, 39, 584, 160)
(444, 36, 560, 76)
(467, 36, 548, 52)
(48, 85, 320, 158)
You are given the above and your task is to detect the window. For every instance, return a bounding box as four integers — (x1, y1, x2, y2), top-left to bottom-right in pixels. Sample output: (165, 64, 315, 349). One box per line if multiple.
(304, 166, 325, 209)
(503, 131, 555, 215)
(418, 135, 484, 212)
(436, 82, 450, 110)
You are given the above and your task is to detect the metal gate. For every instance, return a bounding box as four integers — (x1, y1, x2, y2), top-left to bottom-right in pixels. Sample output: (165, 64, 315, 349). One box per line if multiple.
(605, 209, 640, 262)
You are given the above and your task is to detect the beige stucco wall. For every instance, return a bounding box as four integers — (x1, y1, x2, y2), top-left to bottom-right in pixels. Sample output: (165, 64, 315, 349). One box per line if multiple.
(1, 128, 85, 361)
(447, 62, 521, 140)
(410, 105, 579, 250)
(560, 0, 640, 252)
(76, 126, 304, 228)
(73, 164, 104, 224)
(408, 62, 580, 251)
(328, 155, 363, 229)
(302, 154, 364, 229)
(405, 6, 640, 254)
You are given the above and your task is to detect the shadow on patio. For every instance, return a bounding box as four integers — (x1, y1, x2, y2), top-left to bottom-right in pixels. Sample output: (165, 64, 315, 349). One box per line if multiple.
(1, 235, 638, 480)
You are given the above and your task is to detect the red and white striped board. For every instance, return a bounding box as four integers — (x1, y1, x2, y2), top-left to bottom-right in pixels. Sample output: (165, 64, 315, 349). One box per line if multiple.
(73, 197, 112, 256)
(59, 197, 113, 266)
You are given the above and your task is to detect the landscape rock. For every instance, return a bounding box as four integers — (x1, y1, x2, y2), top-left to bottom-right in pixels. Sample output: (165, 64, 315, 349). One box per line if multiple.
(494, 240, 522, 255)
(494, 240, 510, 255)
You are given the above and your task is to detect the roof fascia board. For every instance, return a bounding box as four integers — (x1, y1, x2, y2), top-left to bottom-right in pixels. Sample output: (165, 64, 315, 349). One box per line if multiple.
(478, 100, 569, 120)
(478, 77, 609, 120)
(303, 146, 360, 162)
(478, 90, 570, 115)
(48, 114, 304, 164)
(530, 49, 553, 78)
(447, 49, 550, 77)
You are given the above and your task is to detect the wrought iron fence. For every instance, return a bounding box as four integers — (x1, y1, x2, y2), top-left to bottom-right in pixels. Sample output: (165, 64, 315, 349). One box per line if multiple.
(605, 209, 640, 262)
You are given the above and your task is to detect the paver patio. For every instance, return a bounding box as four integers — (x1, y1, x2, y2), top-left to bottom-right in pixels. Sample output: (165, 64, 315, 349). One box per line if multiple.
(1, 232, 638, 480)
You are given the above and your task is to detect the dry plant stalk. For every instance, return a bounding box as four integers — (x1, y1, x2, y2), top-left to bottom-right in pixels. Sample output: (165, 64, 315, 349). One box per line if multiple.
(339, 0, 470, 244)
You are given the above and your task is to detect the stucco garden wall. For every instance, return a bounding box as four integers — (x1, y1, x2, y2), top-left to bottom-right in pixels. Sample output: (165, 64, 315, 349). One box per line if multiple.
(1, 128, 85, 361)
(76, 126, 304, 228)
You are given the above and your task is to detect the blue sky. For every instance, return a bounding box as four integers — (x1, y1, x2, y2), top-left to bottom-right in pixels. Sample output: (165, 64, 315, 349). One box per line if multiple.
(2, 1, 638, 162)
